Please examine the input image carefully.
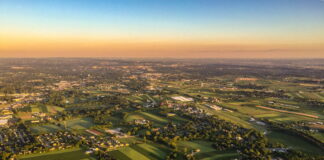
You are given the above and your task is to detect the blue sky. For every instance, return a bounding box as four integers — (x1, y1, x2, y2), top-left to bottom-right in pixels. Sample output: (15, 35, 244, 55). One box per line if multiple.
(0, 0, 324, 58)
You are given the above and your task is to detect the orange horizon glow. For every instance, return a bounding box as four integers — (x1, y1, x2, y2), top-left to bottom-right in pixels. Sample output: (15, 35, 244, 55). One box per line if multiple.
(1, 0, 324, 58)
(1, 33, 323, 58)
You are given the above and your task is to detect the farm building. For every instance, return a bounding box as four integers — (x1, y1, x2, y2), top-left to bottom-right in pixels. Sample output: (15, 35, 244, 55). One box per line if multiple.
(172, 96, 193, 102)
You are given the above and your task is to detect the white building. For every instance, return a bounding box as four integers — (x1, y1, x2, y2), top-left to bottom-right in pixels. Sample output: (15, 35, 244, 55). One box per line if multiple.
(0, 119, 8, 126)
(172, 96, 193, 102)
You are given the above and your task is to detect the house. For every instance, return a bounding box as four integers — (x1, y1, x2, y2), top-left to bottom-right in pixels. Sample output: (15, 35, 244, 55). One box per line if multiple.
(86, 129, 103, 136)
(167, 113, 176, 117)
(172, 96, 193, 102)
(205, 104, 222, 111)
(0, 119, 8, 126)
(1, 109, 13, 115)
(0, 115, 12, 119)
(134, 119, 149, 125)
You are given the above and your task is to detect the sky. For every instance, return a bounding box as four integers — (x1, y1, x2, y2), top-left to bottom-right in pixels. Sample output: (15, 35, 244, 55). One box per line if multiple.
(0, 0, 324, 58)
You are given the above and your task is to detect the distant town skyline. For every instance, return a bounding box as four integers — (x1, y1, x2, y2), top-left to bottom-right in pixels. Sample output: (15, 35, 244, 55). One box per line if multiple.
(1, 0, 324, 58)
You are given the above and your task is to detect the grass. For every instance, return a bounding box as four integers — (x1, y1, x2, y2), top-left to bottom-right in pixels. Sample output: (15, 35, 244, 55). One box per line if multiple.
(109, 150, 132, 160)
(19, 148, 94, 160)
(198, 104, 252, 128)
(177, 140, 215, 153)
(39, 104, 48, 113)
(61, 117, 94, 130)
(124, 111, 168, 127)
(177, 140, 239, 160)
(31, 106, 40, 113)
(300, 92, 324, 101)
(118, 137, 143, 144)
(199, 150, 239, 160)
(226, 101, 319, 122)
(113, 146, 150, 160)
(30, 124, 63, 134)
(46, 105, 64, 114)
(109, 114, 125, 127)
(267, 130, 324, 155)
(130, 143, 168, 160)
(109, 141, 169, 160)
(311, 132, 324, 143)
(0, 104, 9, 109)
(17, 112, 34, 121)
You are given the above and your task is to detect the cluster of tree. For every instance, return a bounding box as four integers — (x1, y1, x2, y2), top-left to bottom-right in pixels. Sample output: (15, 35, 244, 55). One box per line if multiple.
(141, 114, 272, 159)
(124, 79, 149, 91)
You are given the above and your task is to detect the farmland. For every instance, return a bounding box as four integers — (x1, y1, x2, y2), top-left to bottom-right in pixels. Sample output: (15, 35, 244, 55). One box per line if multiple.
(60, 117, 95, 130)
(267, 130, 323, 154)
(0, 59, 323, 160)
(177, 140, 239, 160)
(19, 148, 94, 160)
(109, 142, 169, 160)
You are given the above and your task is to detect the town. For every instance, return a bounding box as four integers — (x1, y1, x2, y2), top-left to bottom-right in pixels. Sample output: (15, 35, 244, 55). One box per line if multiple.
(0, 58, 323, 160)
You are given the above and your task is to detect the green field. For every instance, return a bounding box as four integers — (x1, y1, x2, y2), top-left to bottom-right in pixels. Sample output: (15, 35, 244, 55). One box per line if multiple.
(130, 143, 168, 160)
(0, 104, 9, 109)
(177, 140, 215, 153)
(267, 130, 323, 155)
(110, 146, 150, 160)
(31, 106, 40, 113)
(199, 150, 239, 160)
(198, 104, 252, 128)
(19, 148, 94, 160)
(30, 124, 63, 134)
(109, 142, 169, 160)
(124, 111, 168, 127)
(39, 104, 48, 113)
(30, 116, 94, 134)
(177, 140, 239, 160)
(117, 137, 143, 144)
(312, 132, 324, 143)
(61, 117, 94, 130)
(17, 112, 35, 121)
(46, 105, 65, 113)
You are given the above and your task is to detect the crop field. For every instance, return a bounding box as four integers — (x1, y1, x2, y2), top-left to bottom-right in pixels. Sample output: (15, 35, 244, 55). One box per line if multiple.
(31, 106, 40, 113)
(110, 146, 150, 160)
(177, 140, 239, 160)
(117, 137, 143, 144)
(124, 111, 168, 127)
(60, 117, 94, 130)
(131, 143, 168, 159)
(109, 142, 169, 160)
(0, 104, 9, 109)
(177, 140, 215, 152)
(30, 124, 63, 134)
(124, 110, 188, 127)
(299, 92, 324, 101)
(17, 112, 34, 121)
(312, 132, 324, 143)
(199, 150, 239, 160)
(127, 95, 146, 104)
(39, 104, 48, 113)
(255, 105, 319, 119)
(199, 105, 252, 128)
(19, 148, 94, 160)
(225, 102, 318, 122)
(46, 105, 64, 114)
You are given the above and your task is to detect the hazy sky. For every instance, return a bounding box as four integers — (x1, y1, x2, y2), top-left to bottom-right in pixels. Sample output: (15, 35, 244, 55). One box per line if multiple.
(1, 0, 324, 58)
